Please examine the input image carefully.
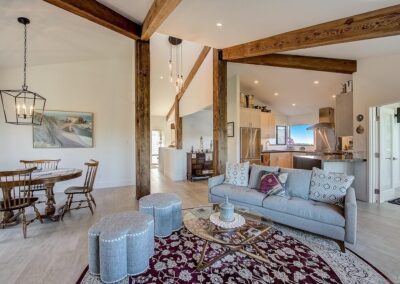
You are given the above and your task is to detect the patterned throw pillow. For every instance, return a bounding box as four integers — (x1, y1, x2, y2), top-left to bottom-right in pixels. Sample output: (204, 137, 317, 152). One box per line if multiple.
(309, 167, 354, 205)
(259, 172, 288, 196)
(224, 162, 250, 186)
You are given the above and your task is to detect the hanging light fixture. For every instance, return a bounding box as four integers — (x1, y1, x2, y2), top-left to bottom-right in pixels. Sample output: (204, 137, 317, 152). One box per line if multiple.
(0, 17, 46, 125)
(168, 36, 184, 94)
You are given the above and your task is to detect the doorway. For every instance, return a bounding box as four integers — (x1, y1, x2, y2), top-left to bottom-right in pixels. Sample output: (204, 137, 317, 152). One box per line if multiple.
(151, 130, 162, 168)
(370, 103, 400, 203)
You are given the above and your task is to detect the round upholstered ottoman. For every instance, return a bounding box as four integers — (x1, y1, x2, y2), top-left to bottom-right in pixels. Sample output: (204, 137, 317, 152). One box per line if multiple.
(139, 193, 182, 237)
(88, 211, 154, 283)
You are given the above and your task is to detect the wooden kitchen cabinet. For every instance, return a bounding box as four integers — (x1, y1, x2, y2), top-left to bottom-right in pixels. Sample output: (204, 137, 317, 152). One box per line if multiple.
(260, 112, 276, 139)
(335, 92, 353, 137)
(269, 152, 293, 168)
(240, 108, 261, 128)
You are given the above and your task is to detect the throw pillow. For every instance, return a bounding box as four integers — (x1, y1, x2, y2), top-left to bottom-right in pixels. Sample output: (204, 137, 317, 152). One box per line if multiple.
(309, 167, 354, 205)
(224, 162, 250, 186)
(248, 165, 279, 189)
(259, 172, 289, 196)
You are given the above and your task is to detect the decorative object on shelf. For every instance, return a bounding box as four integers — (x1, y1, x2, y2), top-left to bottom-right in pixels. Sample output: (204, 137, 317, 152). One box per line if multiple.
(356, 125, 364, 134)
(219, 196, 234, 222)
(209, 212, 245, 229)
(345, 80, 353, 93)
(0, 17, 46, 125)
(199, 136, 204, 152)
(227, 122, 234, 137)
(33, 111, 93, 148)
(191, 146, 194, 153)
(210, 139, 213, 152)
(168, 36, 184, 93)
(356, 114, 364, 122)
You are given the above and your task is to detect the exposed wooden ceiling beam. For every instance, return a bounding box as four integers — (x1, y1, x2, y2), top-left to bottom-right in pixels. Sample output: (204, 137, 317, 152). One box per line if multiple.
(223, 5, 400, 60)
(166, 46, 211, 120)
(43, 0, 142, 40)
(228, 54, 357, 74)
(177, 46, 211, 100)
(141, 0, 182, 40)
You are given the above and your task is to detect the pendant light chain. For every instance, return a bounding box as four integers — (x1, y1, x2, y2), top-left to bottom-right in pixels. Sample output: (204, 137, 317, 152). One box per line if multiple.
(23, 23, 28, 91)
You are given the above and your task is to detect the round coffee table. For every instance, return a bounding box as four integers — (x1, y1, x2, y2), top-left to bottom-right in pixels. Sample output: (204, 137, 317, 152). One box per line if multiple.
(183, 204, 273, 270)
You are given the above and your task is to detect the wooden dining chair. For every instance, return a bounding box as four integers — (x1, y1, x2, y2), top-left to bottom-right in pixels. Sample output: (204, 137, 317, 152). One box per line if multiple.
(61, 160, 99, 220)
(20, 159, 61, 199)
(0, 168, 43, 238)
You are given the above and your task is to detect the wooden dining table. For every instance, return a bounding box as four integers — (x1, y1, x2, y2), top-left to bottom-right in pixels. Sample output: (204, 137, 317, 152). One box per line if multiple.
(1, 168, 82, 223)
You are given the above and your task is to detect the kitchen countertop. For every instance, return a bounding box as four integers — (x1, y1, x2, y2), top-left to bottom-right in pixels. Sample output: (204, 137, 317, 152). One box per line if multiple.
(294, 155, 366, 162)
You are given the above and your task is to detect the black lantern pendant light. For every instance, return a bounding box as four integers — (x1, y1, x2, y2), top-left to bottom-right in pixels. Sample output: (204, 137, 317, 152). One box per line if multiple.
(0, 17, 46, 125)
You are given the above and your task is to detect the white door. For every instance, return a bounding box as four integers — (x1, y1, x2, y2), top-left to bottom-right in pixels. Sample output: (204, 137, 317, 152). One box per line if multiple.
(378, 107, 396, 202)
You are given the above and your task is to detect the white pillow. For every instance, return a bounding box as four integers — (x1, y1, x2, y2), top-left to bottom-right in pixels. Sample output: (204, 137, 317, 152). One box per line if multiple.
(309, 167, 354, 205)
(224, 162, 250, 186)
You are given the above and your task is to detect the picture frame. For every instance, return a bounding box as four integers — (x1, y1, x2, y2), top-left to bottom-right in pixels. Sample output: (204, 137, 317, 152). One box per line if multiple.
(227, 122, 234, 137)
(33, 110, 94, 148)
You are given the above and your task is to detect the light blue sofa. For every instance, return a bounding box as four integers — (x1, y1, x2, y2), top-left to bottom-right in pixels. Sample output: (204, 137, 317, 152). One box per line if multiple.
(208, 165, 357, 251)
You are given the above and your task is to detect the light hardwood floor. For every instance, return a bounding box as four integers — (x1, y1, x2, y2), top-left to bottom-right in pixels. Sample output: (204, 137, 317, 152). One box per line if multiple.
(0, 169, 399, 283)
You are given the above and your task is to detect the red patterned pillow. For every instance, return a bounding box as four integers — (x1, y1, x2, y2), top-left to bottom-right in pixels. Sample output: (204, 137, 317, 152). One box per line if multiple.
(259, 172, 288, 195)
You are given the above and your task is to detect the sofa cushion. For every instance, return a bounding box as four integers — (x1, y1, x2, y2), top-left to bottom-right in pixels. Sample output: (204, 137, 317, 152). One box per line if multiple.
(280, 168, 312, 200)
(210, 184, 267, 207)
(259, 172, 288, 196)
(262, 195, 345, 227)
(309, 167, 354, 205)
(248, 165, 279, 189)
(224, 162, 250, 186)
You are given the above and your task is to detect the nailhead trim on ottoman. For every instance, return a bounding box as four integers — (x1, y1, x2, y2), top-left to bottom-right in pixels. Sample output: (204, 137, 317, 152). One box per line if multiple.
(139, 193, 182, 237)
(88, 211, 154, 283)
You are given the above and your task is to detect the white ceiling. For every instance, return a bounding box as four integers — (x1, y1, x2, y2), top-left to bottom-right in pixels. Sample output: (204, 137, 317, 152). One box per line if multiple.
(0, 0, 134, 68)
(150, 33, 205, 116)
(228, 63, 352, 116)
(159, 0, 400, 55)
(2, 0, 400, 117)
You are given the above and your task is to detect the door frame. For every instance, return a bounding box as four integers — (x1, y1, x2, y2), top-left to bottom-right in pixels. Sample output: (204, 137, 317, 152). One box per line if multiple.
(368, 107, 377, 203)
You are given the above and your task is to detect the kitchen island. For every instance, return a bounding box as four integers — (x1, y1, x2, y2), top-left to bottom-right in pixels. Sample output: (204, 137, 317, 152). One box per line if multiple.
(293, 155, 368, 201)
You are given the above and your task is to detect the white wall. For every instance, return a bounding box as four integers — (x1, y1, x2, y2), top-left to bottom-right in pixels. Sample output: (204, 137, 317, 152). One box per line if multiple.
(353, 53, 400, 154)
(227, 75, 241, 163)
(182, 110, 213, 153)
(0, 57, 135, 191)
(179, 51, 213, 117)
(287, 112, 319, 126)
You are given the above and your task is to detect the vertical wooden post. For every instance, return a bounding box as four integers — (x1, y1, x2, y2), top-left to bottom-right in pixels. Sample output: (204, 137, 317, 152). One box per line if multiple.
(174, 95, 183, 149)
(135, 40, 151, 199)
(213, 49, 227, 176)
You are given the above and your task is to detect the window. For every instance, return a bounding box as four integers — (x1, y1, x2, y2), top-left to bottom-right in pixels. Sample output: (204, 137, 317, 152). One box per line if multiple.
(288, 124, 314, 146)
(151, 130, 162, 165)
(275, 126, 287, 145)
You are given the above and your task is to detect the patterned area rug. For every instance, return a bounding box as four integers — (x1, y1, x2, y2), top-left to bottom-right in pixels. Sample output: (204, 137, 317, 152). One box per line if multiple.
(388, 198, 400, 206)
(78, 225, 390, 284)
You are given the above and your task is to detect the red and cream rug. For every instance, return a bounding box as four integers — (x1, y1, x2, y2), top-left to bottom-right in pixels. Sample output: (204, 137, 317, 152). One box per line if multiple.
(78, 224, 391, 283)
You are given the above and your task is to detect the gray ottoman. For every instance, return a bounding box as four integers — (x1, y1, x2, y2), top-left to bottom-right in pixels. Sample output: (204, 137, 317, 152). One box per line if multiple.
(88, 211, 154, 283)
(139, 193, 182, 237)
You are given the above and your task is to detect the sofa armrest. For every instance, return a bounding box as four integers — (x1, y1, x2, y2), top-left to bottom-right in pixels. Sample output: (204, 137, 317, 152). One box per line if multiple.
(208, 174, 225, 190)
(344, 187, 357, 244)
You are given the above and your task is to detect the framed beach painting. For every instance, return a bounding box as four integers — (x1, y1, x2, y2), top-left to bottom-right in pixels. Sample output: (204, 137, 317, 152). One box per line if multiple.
(33, 111, 93, 148)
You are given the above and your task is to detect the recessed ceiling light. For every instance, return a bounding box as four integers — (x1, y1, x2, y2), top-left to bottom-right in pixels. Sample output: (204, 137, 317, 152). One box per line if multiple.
(274, 92, 279, 96)
(254, 80, 259, 84)
(313, 80, 320, 85)
(216, 22, 223, 27)
(292, 103, 296, 107)
(160, 76, 164, 79)
(332, 95, 336, 98)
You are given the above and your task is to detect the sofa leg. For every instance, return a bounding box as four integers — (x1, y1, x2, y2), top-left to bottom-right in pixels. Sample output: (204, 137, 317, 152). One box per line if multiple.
(336, 241, 346, 253)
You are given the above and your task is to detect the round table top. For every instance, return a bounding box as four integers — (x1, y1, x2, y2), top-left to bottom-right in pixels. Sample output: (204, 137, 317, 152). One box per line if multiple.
(1, 168, 83, 186)
(183, 205, 273, 246)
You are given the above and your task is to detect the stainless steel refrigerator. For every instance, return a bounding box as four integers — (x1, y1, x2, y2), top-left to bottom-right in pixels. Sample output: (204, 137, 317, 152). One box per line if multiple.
(240, 127, 261, 164)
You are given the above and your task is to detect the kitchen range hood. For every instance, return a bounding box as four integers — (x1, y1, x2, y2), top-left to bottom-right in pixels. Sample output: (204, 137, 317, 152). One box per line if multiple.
(306, 107, 335, 130)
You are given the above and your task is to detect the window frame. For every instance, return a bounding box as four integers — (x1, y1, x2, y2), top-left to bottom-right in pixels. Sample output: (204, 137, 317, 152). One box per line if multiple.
(288, 124, 315, 146)
(275, 125, 287, 145)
